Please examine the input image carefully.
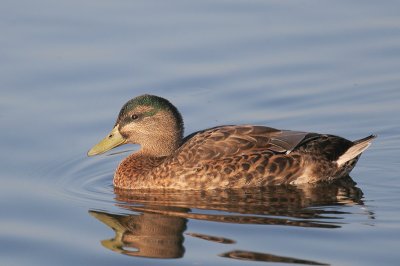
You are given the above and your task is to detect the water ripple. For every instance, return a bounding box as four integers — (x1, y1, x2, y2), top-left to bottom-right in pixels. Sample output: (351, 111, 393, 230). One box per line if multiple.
(47, 153, 122, 208)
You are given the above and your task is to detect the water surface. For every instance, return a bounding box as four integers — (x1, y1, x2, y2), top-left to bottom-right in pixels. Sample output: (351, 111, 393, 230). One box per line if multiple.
(1, 1, 400, 265)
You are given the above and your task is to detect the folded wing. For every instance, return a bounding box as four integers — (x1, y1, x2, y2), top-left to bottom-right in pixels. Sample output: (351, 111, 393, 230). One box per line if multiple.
(176, 125, 317, 163)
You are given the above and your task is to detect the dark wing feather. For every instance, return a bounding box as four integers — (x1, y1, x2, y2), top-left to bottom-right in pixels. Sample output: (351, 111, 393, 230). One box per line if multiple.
(175, 125, 312, 163)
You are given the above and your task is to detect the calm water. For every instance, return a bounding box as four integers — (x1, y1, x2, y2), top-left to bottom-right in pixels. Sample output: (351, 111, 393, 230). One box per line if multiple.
(1, 1, 400, 265)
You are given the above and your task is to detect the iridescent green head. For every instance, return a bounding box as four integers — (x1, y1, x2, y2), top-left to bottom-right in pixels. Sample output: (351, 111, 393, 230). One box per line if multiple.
(115, 94, 182, 127)
(88, 94, 184, 157)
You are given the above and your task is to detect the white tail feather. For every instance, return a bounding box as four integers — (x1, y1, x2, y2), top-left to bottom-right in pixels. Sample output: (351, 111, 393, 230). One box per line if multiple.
(336, 135, 376, 167)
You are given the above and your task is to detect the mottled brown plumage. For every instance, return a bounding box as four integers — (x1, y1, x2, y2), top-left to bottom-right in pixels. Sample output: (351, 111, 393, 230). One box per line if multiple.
(88, 94, 376, 190)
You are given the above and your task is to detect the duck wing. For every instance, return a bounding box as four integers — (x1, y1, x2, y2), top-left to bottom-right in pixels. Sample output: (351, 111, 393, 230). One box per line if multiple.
(176, 125, 317, 163)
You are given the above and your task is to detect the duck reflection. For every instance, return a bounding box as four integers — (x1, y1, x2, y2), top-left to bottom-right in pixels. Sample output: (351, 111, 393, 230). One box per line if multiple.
(220, 250, 328, 265)
(90, 208, 186, 258)
(90, 176, 370, 264)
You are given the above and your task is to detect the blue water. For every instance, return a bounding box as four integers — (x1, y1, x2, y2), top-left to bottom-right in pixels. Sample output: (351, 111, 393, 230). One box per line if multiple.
(1, 1, 400, 265)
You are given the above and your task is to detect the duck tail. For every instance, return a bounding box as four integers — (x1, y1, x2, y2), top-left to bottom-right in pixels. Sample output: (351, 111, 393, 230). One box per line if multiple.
(336, 134, 377, 167)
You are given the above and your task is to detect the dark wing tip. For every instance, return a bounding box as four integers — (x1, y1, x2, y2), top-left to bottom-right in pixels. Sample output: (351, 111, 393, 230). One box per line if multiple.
(354, 134, 377, 145)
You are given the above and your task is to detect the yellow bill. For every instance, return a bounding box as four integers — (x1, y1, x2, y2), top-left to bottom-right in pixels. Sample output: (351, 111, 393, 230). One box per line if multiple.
(87, 125, 127, 156)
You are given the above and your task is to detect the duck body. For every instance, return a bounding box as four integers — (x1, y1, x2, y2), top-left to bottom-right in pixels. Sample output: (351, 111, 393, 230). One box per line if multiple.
(114, 125, 374, 190)
(88, 94, 375, 190)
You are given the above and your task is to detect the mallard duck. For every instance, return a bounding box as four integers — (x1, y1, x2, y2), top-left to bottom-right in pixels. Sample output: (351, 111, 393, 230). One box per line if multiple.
(88, 94, 375, 190)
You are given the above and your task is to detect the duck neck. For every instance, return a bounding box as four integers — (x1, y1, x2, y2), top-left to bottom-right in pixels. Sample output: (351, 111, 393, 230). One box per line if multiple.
(137, 108, 184, 157)
(141, 132, 182, 157)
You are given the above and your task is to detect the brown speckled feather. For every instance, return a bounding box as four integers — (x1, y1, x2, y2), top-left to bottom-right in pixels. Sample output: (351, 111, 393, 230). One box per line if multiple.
(162, 125, 313, 189)
(179, 125, 312, 161)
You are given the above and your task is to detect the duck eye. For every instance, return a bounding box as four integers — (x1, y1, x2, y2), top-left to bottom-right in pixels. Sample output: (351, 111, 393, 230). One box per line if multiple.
(131, 114, 139, 120)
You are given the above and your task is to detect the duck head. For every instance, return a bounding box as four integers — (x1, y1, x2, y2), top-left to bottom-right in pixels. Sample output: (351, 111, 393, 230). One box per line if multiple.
(88, 94, 184, 157)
